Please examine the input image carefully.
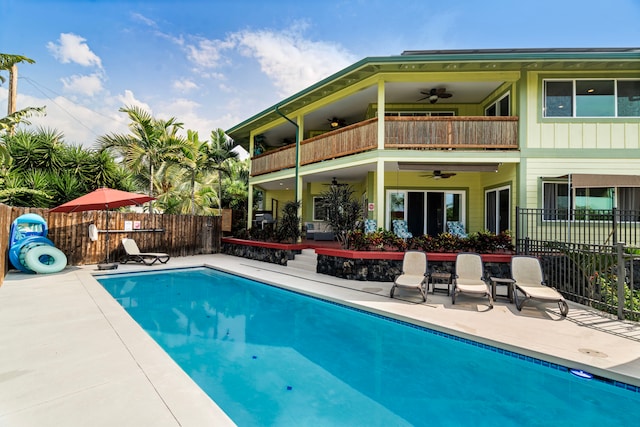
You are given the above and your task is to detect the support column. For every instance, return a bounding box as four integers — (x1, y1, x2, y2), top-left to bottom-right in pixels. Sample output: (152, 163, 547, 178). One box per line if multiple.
(376, 79, 386, 227)
(376, 159, 385, 229)
(377, 79, 385, 150)
(248, 183, 254, 228)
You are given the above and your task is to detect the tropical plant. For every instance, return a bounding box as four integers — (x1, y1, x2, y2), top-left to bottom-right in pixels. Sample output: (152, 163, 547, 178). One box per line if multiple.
(209, 128, 239, 213)
(175, 130, 218, 215)
(97, 106, 185, 211)
(0, 53, 35, 83)
(1, 128, 132, 207)
(318, 184, 363, 248)
(275, 201, 301, 243)
(0, 106, 45, 136)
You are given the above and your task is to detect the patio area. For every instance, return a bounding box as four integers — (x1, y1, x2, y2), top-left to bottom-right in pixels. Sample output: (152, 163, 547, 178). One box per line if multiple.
(2, 253, 640, 426)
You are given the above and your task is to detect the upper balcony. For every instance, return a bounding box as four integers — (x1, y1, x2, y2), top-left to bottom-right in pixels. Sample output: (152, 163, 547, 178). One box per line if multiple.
(250, 116, 519, 177)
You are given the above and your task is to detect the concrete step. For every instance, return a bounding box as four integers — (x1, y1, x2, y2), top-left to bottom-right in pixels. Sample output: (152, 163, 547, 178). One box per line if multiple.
(288, 249, 317, 272)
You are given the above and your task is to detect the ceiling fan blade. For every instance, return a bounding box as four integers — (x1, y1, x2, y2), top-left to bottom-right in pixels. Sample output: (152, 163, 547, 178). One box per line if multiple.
(439, 93, 452, 98)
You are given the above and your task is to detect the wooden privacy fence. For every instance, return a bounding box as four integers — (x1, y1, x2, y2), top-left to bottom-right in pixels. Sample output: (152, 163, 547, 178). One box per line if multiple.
(0, 204, 222, 285)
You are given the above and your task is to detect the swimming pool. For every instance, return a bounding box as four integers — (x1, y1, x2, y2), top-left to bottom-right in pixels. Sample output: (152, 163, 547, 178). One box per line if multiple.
(98, 267, 639, 426)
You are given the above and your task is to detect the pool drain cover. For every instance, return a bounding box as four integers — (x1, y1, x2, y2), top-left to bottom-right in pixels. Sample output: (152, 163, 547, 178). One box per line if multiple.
(578, 348, 608, 358)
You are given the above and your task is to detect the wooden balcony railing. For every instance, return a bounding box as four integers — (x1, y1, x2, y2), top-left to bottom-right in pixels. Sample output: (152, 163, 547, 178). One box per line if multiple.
(251, 144, 296, 176)
(250, 116, 518, 176)
(300, 118, 378, 166)
(384, 116, 519, 149)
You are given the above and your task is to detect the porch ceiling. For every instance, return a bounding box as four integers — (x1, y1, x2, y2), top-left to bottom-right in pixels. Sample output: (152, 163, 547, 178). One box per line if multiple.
(252, 160, 507, 191)
(256, 80, 505, 149)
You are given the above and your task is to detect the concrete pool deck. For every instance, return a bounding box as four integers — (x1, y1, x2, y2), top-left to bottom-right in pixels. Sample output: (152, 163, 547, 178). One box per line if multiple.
(2, 253, 640, 426)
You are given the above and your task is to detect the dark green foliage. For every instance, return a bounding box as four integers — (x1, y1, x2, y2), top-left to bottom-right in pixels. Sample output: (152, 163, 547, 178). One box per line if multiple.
(319, 185, 363, 248)
(1, 128, 134, 207)
(346, 229, 515, 253)
(275, 201, 301, 243)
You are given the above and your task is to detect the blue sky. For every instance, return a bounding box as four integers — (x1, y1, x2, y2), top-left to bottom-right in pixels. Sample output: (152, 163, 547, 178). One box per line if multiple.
(2, 0, 640, 148)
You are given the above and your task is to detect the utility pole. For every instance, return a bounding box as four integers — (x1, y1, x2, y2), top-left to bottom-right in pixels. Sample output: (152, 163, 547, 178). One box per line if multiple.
(8, 64, 18, 115)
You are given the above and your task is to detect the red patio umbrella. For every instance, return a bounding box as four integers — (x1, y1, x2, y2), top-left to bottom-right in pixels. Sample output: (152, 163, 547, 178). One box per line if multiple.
(50, 188, 155, 265)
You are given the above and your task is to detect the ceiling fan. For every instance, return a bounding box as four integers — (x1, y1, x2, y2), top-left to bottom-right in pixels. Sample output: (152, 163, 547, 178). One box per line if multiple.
(422, 170, 457, 180)
(418, 88, 453, 104)
(324, 177, 348, 187)
(327, 117, 346, 129)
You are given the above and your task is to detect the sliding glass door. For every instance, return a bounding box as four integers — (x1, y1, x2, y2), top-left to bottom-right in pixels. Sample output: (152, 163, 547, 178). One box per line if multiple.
(387, 190, 465, 236)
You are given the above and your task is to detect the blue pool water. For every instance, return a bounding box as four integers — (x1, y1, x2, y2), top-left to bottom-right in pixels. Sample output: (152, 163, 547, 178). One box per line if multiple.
(98, 267, 640, 426)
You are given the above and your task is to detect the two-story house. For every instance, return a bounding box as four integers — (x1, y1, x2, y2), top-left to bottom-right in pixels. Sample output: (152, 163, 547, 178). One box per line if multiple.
(227, 48, 640, 241)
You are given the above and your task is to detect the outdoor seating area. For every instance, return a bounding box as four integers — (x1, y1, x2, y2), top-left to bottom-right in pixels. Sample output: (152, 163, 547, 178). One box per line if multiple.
(304, 222, 335, 241)
(385, 251, 569, 317)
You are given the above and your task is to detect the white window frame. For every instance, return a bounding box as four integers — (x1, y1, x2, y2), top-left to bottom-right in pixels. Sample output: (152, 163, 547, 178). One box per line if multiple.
(485, 92, 511, 116)
(485, 185, 511, 233)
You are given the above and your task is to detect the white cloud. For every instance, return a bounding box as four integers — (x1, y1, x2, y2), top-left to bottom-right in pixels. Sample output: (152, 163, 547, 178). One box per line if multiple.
(47, 33, 103, 68)
(230, 28, 355, 97)
(185, 38, 235, 70)
(130, 12, 157, 28)
(61, 73, 104, 96)
(117, 90, 152, 113)
(173, 79, 198, 92)
(157, 97, 214, 138)
(10, 90, 127, 147)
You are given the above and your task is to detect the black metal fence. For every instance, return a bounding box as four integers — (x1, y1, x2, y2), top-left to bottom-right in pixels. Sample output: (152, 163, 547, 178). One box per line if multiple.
(516, 208, 640, 321)
(516, 208, 640, 247)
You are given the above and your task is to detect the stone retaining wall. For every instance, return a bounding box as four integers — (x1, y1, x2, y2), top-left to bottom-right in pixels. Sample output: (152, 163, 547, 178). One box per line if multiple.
(221, 242, 298, 266)
(317, 254, 511, 282)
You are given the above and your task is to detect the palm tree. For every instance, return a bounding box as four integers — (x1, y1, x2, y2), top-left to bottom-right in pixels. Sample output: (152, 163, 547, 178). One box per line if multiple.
(153, 162, 217, 215)
(178, 130, 218, 215)
(97, 106, 185, 211)
(209, 128, 238, 213)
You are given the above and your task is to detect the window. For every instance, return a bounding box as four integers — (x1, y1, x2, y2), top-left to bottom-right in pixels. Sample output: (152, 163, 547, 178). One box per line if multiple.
(543, 182, 640, 221)
(619, 188, 640, 211)
(618, 81, 640, 117)
(485, 92, 510, 116)
(388, 191, 406, 221)
(575, 188, 613, 210)
(485, 186, 510, 233)
(544, 79, 640, 118)
(313, 197, 327, 221)
(446, 193, 462, 221)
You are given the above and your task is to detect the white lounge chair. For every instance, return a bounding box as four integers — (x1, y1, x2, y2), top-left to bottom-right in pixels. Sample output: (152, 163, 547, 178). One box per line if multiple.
(451, 252, 493, 308)
(121, 238, 170, 265)
(390, 251, 428, 302)
(511, 255, 569, 317)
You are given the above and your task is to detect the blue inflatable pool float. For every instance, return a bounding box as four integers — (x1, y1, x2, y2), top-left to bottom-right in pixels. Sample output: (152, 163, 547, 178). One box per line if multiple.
(9, 213, 67, 274)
